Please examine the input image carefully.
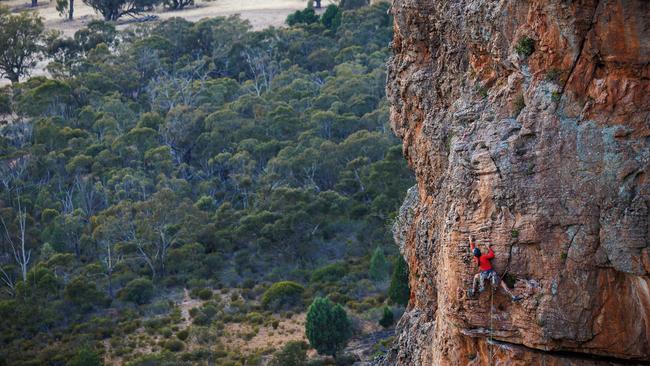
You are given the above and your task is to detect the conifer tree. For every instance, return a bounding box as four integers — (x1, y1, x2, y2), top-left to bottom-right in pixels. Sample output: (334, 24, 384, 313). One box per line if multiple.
(369, 246, 389, 282)
(388, 255, 410, 306)
(305, 297, 352, 359)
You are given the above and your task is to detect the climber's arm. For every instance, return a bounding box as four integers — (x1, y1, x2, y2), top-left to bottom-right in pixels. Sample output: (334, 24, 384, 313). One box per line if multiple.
(469, 235, 475, 251)
(484, 245, 495, 259)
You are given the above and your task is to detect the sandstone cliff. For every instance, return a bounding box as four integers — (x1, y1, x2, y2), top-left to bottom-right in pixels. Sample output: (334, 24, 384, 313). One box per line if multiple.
(382, 0, 650, 365)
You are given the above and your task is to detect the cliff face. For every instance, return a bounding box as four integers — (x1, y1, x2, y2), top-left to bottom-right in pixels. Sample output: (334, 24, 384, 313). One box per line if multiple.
(382, 0, 650, 365)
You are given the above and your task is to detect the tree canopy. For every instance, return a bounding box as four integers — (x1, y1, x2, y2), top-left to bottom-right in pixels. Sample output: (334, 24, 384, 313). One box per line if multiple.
(0, 8, 44, 83)
(0, 3, 412, 364)
(305, 297, 352, 358)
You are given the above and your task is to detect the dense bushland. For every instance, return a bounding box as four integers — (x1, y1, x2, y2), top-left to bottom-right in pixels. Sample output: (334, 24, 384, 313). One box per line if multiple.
(0, 2, 412, 364)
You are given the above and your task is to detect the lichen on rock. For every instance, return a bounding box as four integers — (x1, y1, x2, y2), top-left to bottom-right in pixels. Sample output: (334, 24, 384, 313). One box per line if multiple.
(380, 0, 650, 365)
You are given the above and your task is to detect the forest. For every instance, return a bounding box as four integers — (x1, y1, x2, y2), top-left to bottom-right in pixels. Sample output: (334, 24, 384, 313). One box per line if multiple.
(0, 1, 413, 365)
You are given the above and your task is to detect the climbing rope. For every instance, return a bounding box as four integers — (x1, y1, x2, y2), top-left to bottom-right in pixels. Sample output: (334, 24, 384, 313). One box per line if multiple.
(489, 284, 494, 366)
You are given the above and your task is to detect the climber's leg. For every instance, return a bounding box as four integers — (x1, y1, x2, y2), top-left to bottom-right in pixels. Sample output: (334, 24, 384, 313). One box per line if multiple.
(498, 280, 513, 296)
(498, 277, 522, 302)
(469, 273, 481, 297)
(473, 273, 480, 291)
(478, 271, 487, 293)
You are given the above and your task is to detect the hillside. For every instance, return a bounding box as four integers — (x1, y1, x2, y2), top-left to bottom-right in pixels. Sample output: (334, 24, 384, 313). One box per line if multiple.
(0, 2, 413, 365)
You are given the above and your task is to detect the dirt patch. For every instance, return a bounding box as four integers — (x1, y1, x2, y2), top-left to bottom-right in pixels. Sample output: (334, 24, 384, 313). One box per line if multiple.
(179, 287, 202, 329)
(222, 313, 307, 353)
(5, 0, 335, 36)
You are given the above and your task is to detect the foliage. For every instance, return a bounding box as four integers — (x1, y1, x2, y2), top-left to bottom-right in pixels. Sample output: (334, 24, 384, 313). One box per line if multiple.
(261, 281, 305, 311)
(305, 297, 352, 358)
(311, 262, 348, 284)
(82, 0, 160, 21)
(369, 247, 389, 282)
(321, 4, 342, 30)
(340, 0, 368, 10)
(0, 7, 44, 83)
(0, 3, 413, 363)
(388, 256, 409, 306)
(163, 339, 185, 352)
(378, 306, 393, 328)
(67, 347, 102, 366)
(286, 7, 319, 26)
(163, 0, 193, 10)
(515, 36, 535, 58)
(119, 278, 155, 305)
(269, 341, 308, 366)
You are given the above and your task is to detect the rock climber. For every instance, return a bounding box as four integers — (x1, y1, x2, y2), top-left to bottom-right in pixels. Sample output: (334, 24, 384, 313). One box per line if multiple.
(468, 235, 522, 302)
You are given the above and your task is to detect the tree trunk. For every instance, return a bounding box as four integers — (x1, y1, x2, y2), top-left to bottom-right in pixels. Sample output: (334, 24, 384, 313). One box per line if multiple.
(315, 0, 321, 8)
(68, 0, 74, 20)
(107, 270, 113, 298)
(31, 0, 37, 7)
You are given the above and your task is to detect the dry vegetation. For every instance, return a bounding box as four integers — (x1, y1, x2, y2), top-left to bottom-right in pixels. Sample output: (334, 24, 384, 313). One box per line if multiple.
(3, 0, 334, 35)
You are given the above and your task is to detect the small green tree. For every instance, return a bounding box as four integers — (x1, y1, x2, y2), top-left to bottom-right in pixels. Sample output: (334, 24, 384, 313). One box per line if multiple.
(378, 306, 393, 328)
(64, 277, 104, 311)
(388, 255, 410, 306)
(261, 281, 304, 311)
(369, 247, 389, 282)
(286, 7, 319, 26)
(269, 341, 307, 366)
(82, 0, 159, 21)
(305, 297, 352, 359)
(0, 8, 44, 83)
(340, 0, 367, 10)
(321, 4, 341, 30)
(67, 347, 102, 366)
(119, 278, 154, 305)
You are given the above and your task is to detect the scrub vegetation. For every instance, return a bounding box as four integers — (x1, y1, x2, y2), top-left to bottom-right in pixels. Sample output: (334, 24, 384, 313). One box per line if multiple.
(0, 2, 412, 364)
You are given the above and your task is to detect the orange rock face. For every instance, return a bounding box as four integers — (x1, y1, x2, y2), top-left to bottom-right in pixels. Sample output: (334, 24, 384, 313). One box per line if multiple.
(380, 0, 649, 365)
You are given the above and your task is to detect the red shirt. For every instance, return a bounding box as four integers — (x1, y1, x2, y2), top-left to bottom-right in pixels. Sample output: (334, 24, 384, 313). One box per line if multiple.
(470, 242, 494, 271)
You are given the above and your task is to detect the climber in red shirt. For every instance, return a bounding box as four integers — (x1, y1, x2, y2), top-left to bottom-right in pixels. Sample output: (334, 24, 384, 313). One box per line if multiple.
(468, 235, 521, 301)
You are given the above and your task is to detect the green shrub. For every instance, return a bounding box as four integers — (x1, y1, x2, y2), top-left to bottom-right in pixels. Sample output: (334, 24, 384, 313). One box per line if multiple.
(321, 4, 341, 30)
(369, 247, 389, 282)
(340, 0, 367, 10)
(310, 262, 347, 283)
(261, 281, 305, 311)
(388, 256, 409, 306)
(286, 7, 319, 26)
(176, 329, 189, 341)
(119, 278, 155, 305)
(305, 297, 352, 358)
(67, 347, 102, 366)
(378, 306, 394, 328)
(246, 312, 264, 324)
(198, 288, 213, 300)
(269, 341, 308, 366)
(515, 36, 535, 57)
(163, 339, 185, 352)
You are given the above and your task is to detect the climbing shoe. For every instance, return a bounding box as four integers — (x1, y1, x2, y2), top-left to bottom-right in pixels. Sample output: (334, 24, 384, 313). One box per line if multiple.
(467, 288, 476, 299)
(511, 295, 522, 302)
